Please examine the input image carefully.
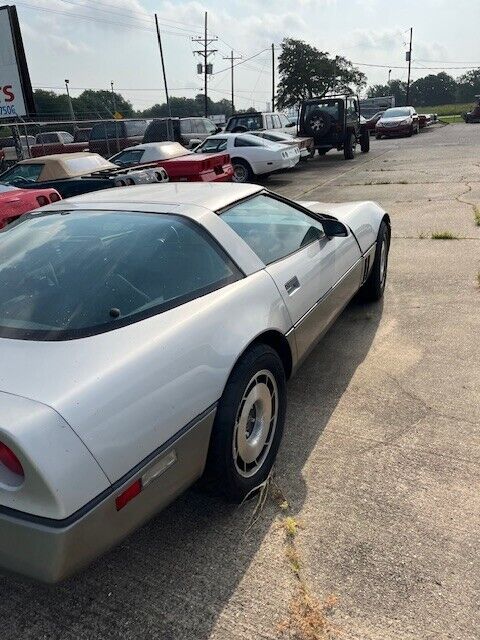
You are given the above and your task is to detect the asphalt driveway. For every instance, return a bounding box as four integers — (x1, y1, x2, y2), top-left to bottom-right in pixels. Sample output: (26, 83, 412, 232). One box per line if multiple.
(1, 123, 479, 640)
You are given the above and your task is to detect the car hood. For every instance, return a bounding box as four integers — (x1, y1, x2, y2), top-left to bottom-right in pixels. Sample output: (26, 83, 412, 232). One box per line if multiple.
(379, 116, 411, 124)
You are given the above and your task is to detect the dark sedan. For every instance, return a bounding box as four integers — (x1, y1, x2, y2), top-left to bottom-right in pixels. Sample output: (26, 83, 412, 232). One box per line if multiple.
(375, 107, 419, 138)
(365, 111, 384, 134)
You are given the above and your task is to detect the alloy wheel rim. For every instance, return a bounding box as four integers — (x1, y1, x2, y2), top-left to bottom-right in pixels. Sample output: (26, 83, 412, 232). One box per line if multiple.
(233, 164, 247, 182)
(232, 370, 278, 478)
(379, 239, 387, 286)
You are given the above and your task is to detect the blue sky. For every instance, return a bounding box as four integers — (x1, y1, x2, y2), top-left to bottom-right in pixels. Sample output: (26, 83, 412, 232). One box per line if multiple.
(15, 0, 480, 111)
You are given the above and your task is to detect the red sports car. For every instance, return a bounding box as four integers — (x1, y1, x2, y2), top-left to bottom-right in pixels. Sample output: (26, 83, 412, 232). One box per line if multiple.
(109, 141, 234, 182)
(0, 184, 61, 229)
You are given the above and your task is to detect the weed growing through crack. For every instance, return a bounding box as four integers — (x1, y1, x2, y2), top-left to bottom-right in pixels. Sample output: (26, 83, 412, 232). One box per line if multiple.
(474, 206, 480, 226)
(431, 231, 459, 239)
(273, 482, 339, 639)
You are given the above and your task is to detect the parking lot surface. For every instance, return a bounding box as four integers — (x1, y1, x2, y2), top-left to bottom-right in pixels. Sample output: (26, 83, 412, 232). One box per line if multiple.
(2, 124, 479, 639)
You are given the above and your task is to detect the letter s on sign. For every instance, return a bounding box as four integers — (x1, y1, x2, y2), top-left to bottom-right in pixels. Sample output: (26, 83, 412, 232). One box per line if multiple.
(3, 86, 14, 102)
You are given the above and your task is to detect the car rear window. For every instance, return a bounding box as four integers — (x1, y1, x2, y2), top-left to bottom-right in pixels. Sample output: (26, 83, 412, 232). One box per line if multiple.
(226, 114, 263, 131)
(90, 122, 125, 140)
(0, 211, 241, 340)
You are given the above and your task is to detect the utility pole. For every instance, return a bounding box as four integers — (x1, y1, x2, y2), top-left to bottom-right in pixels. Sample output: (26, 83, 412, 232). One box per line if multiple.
(405, 27, 413, 105)
(192, 12, 217, 117)
(64, 79, 75, 122)
(223, 50, 242, 114)
(110, 81, 116, 114)
(155, 13, 171, 118)
(271, 43, 275, 111)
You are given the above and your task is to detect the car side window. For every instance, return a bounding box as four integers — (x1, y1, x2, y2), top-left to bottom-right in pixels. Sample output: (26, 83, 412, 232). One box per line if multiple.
(180, 120, 192, 134)
(234, 136, 262, 147)
(265, 115, 273, 129)
(272, 114, 282, 128)
(221, 195, 325, 265)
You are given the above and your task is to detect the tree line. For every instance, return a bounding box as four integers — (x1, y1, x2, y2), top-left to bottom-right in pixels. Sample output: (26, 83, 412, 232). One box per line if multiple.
(32, 38, 480, 121)
(367, 70, 480, 107)
(33, 89, 238, 120)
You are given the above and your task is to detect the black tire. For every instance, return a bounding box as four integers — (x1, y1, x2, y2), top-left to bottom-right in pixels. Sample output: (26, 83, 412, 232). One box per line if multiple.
(317, 148, 328, 155)
(203, 344, 287, 502)
(359, 220, 390, 302)
(232, 158, 253, 183)
(375, 133, 381, 140)
(360, 129, 370, 153)
(407, 125, 413, 137)
(344, 132, 356, 160)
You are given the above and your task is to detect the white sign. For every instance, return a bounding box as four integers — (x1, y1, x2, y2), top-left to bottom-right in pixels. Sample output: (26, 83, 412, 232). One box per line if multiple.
(0, 6, 26, 118)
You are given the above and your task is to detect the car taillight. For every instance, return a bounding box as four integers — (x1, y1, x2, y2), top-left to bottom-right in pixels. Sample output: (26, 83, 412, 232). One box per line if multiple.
(36, 195, 49, 207)
(49, 193, 61, 203)
(0, 442, 24, 477)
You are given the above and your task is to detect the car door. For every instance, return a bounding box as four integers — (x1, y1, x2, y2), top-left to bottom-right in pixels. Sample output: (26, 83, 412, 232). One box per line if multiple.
(220, 194, 340, 361)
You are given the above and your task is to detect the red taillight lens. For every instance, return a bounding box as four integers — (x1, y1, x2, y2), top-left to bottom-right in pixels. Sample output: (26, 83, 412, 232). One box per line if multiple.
(0, 442, 24, 476)
(115, 479, 142, 511)
(36, 195, 49, 207)
(49, 192, 61, 203)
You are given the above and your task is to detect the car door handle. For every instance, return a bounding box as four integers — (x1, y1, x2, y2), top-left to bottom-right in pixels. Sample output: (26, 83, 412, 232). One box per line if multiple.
(285, 276, 300, 295)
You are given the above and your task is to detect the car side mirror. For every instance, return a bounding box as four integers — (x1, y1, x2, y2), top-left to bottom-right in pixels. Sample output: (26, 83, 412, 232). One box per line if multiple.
(322, 219, 349, 238)
(188, 139, 202, 148)
(215, 126, 222, 133)
(286, 122, 295, 127)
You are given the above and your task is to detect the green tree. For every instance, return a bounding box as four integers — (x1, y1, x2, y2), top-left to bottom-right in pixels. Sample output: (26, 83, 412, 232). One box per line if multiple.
(34, 89, 71, 117)
(75, 90, 134, 118)
(409, 72, 457, 106)
(367, 80, 407, 106)
(456, 69, 480, 102)
(276, 38, 366, 108)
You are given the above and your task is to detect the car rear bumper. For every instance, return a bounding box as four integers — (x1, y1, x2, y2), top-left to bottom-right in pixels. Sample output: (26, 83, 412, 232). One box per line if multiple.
(0, 406, 216, 583)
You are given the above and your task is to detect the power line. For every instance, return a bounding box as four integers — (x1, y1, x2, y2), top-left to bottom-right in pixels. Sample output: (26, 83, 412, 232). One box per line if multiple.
(212, 49, 271, 75)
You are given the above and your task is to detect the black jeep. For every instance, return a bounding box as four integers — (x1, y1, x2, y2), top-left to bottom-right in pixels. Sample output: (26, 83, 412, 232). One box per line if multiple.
(298, 94, 369, 159)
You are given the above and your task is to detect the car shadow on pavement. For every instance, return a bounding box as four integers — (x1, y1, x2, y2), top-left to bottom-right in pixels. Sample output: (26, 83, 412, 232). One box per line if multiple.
(0, 299, 383, 640)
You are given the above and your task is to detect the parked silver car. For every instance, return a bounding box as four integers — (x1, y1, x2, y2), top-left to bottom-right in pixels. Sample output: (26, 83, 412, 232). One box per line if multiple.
(0, 183, 390, 582)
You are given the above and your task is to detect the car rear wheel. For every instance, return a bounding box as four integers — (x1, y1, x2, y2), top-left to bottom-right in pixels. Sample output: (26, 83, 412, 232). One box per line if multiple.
(407, 125, 413, 137)
(360, 129, 370, 153)
(359, 220, 390, 302)
(203, 344, 287, 502)
(344, 133, 356, 160)
(375, 133, 382, 140)
(232, 158, 253, 183)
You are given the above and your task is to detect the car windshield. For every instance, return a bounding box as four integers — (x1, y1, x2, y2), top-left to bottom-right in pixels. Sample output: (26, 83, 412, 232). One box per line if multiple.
(0, 211, 240, 340)
(383, 108, 410, 118)
(0, 163, 43, 184)
(109, 149, 145, 167)
(196, 138, 228, 153)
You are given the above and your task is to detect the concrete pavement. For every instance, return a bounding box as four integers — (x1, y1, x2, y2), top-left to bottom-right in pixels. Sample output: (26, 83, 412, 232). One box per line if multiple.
(1, 123, 479, 640)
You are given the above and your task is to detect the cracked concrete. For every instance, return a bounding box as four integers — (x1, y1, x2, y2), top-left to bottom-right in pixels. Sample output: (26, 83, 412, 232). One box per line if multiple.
(1, 124, 479, 640)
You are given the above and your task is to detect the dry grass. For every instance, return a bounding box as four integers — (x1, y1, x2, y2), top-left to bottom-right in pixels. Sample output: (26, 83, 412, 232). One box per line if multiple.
(279, 586, 338, 640)
(474, 206, 480, 226)
(431, 231, 459, 240)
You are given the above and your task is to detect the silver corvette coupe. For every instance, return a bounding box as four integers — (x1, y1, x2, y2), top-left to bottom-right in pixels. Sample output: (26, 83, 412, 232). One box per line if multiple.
(0, 183, 390, 582)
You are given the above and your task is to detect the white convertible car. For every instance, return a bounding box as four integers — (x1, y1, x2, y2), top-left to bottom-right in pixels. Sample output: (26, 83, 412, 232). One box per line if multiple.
(0, 183, 390, 582)
(195, 132, 300, 182)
